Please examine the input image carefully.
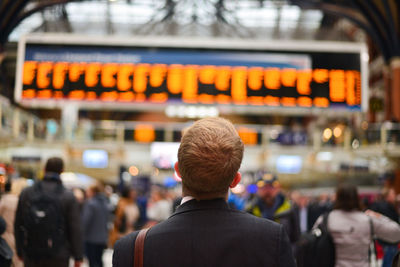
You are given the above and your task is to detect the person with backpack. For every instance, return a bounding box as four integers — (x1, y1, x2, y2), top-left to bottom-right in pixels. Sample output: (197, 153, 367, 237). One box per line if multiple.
(14, 157, 83, 267)
(313, 184, 400, 267)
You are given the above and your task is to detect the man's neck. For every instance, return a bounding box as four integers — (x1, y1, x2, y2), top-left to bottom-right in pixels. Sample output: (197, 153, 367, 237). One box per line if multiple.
(182, 191, 229, 202)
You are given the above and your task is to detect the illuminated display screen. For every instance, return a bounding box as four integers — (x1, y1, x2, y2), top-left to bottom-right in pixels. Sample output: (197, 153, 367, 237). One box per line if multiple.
(16, 36, 365, 111)
(125, 124, 261, 145)
(276, 155, 303, 174)
(82, 149, 108, 168)
(150, 142, 180, 169)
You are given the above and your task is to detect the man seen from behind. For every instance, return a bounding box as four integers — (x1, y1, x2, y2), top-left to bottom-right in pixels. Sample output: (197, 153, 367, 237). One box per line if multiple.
(112, 117, 296, 267)
(14, 157, 83, 267)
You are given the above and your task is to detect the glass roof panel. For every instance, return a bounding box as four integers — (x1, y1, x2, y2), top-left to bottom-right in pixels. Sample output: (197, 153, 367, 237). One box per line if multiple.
(8, 0, 328, 41)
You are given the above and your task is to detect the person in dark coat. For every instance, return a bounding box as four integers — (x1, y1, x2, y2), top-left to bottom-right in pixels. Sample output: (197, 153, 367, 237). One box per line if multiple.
(0, 216, 12, 267)
(83, 182, 110, 267)
(14, 157, 83, 267)
(291, 191, 313, 236)
(370, 188, 400, 267)
(113, 117, 296, 267)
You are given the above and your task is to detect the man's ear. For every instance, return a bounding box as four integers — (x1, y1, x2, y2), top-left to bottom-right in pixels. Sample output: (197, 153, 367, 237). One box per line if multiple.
(174, 162, 182, 182)
(174, 162, 181, 177)
(229, 172, 241, 188)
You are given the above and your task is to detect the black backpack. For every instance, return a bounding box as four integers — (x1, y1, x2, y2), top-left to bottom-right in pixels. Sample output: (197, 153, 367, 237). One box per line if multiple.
(22, 181, 66, 258)
(295, 212, 335, 267)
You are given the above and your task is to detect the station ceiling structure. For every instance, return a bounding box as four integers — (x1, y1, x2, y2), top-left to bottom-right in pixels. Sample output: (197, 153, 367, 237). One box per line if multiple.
(1, 0, 399, 189)
(0, 0, 351, 106)
(291, 0, 400, 122)
(0, 0, 399, 120)
(1, 1, 342, 46)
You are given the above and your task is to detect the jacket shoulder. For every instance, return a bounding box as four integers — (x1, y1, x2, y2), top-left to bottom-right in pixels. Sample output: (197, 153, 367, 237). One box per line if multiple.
(18, 185, 36, 202)
(226, 209, 283, 238)
(113, 231, 139, 267)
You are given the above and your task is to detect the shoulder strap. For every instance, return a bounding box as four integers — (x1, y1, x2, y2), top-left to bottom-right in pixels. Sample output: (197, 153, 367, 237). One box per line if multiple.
(368, 216, 378, 267)
(368, 216, 375, 239)
(134, 228, 150, 267)
(321, 212, 330, 232)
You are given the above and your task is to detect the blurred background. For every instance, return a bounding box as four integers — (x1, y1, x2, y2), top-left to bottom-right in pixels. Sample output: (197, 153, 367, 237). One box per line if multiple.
(0, 0, 399, 198)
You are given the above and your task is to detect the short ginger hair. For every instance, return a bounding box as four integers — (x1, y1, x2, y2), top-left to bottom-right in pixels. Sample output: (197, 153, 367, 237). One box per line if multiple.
(177, 117, 244, 199)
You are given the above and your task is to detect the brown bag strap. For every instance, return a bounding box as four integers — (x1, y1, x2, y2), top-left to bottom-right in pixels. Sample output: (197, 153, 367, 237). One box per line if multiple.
(134, 228, 150, 267)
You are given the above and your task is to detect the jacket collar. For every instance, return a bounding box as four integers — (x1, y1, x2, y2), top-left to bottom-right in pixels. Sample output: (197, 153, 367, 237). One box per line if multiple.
(172, 198, 229, 217)
(42, 172, 62, 182)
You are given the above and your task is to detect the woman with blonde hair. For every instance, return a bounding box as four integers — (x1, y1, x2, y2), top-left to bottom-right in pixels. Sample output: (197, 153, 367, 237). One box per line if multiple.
(109, 187, 140, 247)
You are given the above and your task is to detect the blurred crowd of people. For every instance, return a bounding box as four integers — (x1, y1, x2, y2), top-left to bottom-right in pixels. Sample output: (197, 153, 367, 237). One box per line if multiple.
(0, 158, 399, 266)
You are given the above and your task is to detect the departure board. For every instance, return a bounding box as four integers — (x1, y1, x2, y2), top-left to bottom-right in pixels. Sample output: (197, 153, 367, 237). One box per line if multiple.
(15, 34, 368, 112)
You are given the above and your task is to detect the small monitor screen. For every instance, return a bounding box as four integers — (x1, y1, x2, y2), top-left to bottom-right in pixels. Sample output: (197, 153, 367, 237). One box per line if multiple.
(276, 155, 302, 174)
(82, 149, 108, 168)
(150, 142, 180, 169)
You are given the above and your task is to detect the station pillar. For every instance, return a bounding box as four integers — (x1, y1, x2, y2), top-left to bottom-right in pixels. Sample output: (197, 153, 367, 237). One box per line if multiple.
(61, 104, 79, 142)
(390, 58, 400, 122)
(394, 167, 400, 194)
(384, 66, 391, 121)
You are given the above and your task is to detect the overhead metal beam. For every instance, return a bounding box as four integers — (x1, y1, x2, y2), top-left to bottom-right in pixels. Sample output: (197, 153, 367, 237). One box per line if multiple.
(290, 0, 392, 62)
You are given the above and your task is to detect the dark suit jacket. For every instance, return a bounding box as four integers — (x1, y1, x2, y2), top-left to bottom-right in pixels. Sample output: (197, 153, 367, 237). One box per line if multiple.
(113, 198, 296, 267)
(293, 204, 314, 237)
(14, 176, 83, 261)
